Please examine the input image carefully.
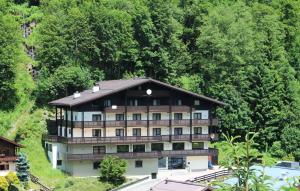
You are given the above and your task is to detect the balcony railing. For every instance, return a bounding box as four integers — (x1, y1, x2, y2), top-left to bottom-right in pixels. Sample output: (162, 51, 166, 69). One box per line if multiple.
(55, 118, 218, 128)
(66, 149, 218, 161)
(42, 134, 219, 144)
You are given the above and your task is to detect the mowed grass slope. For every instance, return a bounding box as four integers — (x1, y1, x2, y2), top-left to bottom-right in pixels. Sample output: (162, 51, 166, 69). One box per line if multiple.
(17, 109, 113, 191)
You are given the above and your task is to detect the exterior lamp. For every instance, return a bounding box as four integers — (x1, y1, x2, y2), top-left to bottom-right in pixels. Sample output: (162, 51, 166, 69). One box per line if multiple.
(146, 89, 152, 95)
(112, 105, 117, 110)
(210, 133, 215, 140)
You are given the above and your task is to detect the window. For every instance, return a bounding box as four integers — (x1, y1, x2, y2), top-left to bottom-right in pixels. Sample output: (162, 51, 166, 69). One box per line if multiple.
(194, 127, 202, 134)
(116, 129, 124, 137)
(133, 145, 145, 152)
(68, 128, 71, 135)
(174, 113, 183, 120)
(158, 157, 167, 168)
(192, 142, 204, 150)
(49, 144, 52, 152)
(93, 161, 101, 169)
(135, 160, 143, 168)
(0, 164, 9, 171)
(74, 115, 77, 121)
(117, 145, 129, 153)
(152, 113, 161, 120)
(133, 113, 141, 120)
(176, 99, 182, 106)
(92, 129, 101, 137)
(194, 113, 202, 119)
(151, 143, 164, 151)
(116, 114, 124, 121)
(129, 99, 139, 106)
(174, 128, 183, 135)
(93, 146, 106, 154)
(173, 143, 184, 150)
(153, 99, 160, 106)
(194, 100, 200, 105)
(57, 160, 62, 166)
(92, 114, 102, 121)
(133, 128, 141, 136)
(153, 128, 161, 136)
(104, 99, 111, 107)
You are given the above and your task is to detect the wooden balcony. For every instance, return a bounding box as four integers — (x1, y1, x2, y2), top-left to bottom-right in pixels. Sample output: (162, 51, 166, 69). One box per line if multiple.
(66, 149, 218, 161)
(53, 118, 218, 128)
(42, 134, 219, 144)
(104, 105, 193, 113)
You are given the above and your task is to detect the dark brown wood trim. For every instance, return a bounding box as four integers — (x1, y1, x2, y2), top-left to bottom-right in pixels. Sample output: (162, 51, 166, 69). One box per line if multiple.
(81, 112, 84, 137)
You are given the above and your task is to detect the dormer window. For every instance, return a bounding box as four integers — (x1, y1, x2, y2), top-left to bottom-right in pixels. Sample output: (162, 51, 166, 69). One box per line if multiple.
(194, 100, 200, 106)
(129, 99, 139, 106)
(153, 99, 160, 106)
(176, 99, 182, 106)
(104, 99, 111, 107)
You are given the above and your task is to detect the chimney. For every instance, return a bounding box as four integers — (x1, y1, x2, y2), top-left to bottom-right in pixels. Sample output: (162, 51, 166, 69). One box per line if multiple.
(92, 83, 100, 93)
(73, 91, 81, 99)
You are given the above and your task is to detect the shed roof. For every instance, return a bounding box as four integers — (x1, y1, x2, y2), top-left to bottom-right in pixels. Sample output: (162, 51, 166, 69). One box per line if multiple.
(49, 78, 226, 107)
(150, 179, 213, 191)
(0, 136, 24, 148)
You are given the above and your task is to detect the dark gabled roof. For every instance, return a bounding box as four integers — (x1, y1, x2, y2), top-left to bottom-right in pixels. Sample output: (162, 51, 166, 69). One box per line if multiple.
(0, 136, 24, 148)
(49, 78, 226, 107)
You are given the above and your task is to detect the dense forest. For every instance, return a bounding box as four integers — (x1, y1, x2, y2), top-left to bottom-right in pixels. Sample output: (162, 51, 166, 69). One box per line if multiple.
(1, 0, 300, 162)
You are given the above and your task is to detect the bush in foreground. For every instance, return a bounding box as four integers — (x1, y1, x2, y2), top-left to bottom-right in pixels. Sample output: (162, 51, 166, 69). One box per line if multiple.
(100, 156, 127, 185)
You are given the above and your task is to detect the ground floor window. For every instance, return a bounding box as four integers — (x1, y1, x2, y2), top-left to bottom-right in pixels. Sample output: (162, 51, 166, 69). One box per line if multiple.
(172, 142, 184, 150)
(117, 145, 129, 153)
(93, 161, 101, 169)
(135, 160, 143, 168)
(158, 157, 167, 168)
(0, 164, 9, 171)
(133, 145, 145, 152)
(168, 157, 186, 169)
(192, 142, 204, 150)
(57, 160, 62, 166)
(93, 146, 106, 154)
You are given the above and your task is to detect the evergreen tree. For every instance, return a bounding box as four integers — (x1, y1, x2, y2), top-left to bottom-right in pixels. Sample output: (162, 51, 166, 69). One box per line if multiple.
(16, 153, 30, 183)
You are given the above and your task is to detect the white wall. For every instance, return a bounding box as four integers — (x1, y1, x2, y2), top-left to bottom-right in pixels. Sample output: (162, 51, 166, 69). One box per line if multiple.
(186, 156, 208, 171)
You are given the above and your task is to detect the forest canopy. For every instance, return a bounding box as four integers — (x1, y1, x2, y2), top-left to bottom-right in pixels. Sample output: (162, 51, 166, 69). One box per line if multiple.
(1, 0, 300, 159)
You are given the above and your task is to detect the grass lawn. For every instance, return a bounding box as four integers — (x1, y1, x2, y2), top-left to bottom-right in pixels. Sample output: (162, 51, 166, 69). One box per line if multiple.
(17, 109, 114, 191)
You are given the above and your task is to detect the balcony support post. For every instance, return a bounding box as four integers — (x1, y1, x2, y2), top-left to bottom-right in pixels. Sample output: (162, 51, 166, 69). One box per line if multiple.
(190, 103, 193, 142)
(81, 111, 84, 137)
(71, 108, 73, 138)
(147, 95, 150, 136)
(65, 107, 68, 137)
(169, 90, 172, 142)
(55, 106, 58, 132)
(60, 107, 62, 136)
(103, 112, 106, 137)
(125, 90, 128, 137)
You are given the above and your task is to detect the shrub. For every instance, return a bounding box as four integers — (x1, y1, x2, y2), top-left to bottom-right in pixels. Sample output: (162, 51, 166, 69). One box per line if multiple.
(269, 141, 286, 159)
(293, 149, 300, 162)
(5, 172, 20, 185)
(0, 176, 9, 191)
(100, 156, 127, 185)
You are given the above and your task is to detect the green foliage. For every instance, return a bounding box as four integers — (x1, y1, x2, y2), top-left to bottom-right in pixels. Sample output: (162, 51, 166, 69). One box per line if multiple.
(5, 172, 20, 186)
(0, 10, 21, 109)
(16, 153, 30, 183)
(281, 127, 300, 154)
(269, 141, 287, 159)
(0, 176, 9, 191)
(100, 156, 127, 185)
(35, 65, 94, 105)
(215, 133, 276, 191)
